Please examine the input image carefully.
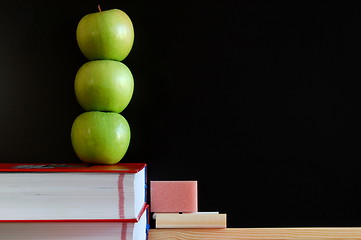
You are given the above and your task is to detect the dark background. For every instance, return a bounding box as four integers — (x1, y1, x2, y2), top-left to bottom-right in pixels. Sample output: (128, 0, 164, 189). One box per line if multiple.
(1, 1, 361, 227)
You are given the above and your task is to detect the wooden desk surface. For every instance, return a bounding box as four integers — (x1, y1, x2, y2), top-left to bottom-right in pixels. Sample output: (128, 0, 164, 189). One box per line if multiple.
(149, 228, 361, 239)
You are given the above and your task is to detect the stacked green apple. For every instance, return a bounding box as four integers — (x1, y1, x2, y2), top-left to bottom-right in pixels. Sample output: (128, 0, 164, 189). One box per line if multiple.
(71, 8, 134, 164)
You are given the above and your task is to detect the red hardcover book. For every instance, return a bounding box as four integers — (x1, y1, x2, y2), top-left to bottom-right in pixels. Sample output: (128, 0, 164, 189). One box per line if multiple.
(0, 205, 149, 240)
(0, 162, 146, 173)
(0, 163, 147, 221)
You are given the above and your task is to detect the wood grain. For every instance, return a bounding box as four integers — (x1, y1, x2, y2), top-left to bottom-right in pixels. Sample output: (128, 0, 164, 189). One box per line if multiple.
(149, 228, 361, 240)
(155, 213, 226, 228)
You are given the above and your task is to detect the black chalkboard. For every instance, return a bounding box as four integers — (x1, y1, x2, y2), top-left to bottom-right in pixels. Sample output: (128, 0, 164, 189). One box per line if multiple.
(1, 1, 361, 227)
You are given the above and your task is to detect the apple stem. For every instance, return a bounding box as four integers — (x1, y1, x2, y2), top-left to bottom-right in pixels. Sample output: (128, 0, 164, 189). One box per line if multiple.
(98, 5, 102, 12)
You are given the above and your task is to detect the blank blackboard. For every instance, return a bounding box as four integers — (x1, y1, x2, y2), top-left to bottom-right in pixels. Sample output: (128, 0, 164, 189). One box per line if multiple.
(1, 1, 361, 227)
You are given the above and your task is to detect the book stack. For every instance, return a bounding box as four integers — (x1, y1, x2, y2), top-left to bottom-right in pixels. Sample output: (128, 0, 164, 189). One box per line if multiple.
(0, 163, 148, 240)
(149, 181, 228, 239)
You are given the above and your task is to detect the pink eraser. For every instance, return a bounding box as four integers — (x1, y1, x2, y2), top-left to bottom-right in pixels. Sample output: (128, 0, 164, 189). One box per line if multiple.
(150, 181, 198, 213)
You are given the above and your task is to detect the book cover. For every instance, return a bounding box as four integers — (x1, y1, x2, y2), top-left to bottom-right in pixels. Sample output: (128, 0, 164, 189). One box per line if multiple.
(0, 163, 146, 173)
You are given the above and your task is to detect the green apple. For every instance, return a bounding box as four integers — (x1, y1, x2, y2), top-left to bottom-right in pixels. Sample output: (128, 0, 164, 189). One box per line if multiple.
(75, 60, 134, 113)
(71, 111, 131, 164)
(76, 9, 134, 61)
